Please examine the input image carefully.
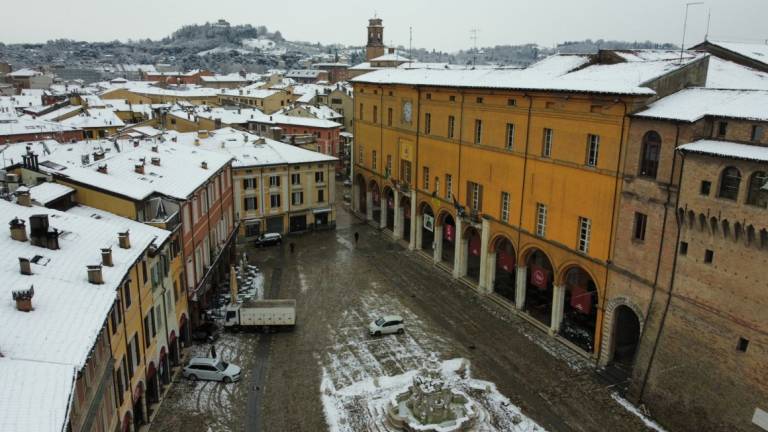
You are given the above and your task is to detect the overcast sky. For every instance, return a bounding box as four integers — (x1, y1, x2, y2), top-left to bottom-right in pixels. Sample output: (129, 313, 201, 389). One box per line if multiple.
(1, 0, 766, 51)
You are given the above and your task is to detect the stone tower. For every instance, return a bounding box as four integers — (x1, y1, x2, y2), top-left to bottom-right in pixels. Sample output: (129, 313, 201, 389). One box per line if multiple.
(366, 17, 385, 61)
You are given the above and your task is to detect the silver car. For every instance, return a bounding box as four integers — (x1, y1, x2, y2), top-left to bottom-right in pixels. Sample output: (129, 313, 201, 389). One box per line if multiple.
(183, 357, 242, 383)
(369, 315, 405, 336)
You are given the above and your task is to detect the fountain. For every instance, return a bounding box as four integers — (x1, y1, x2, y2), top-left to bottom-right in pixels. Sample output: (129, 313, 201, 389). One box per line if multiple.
(386, 355, 479, 431)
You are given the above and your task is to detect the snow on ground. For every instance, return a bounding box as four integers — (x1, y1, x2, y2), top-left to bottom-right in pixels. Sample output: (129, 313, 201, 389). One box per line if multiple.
(517, 325, 592, 372)
(299, 271, 310, 294)
(611, 393, 668, 432)
(319, 288, 546, 431)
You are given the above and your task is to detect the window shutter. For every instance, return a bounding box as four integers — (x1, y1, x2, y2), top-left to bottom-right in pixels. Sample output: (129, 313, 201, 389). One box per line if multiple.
(466, 181, 471, 208)
(478, 185, 484, 212)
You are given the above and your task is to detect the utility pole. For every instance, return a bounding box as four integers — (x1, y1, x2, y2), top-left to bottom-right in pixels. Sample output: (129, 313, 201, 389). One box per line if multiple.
(680, 2, 704, 63)
(704, 8, 712, 41)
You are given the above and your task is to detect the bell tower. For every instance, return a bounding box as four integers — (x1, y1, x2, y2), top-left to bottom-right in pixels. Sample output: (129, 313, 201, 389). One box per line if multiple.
(366, 17, 385, 61)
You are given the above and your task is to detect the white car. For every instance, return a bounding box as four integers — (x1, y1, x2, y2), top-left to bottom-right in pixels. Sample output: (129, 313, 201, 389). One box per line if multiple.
(183, 357, 242, 383)
(369, 315, 405, 336)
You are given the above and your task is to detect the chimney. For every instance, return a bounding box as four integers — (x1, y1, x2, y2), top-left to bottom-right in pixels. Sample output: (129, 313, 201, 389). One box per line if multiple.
(388, 47, 395, 54)
(151, 145, 158, 153)
(101, 248, 113, 267)
(87, 264, 104, 285)
(18, 257, 32, 275)
(133, 139, 140, 148)
(97, 164, 108, 174)
(134, 163, 145, 174)
(12, 286, 34, 312)
(93, 151, 105, 161)
(118, 231, 130, 249)
(151, 157, 161, 166)
(200, 161, 208, 170)
(16, 190, 31, 207)
(10, 218, 28, 242)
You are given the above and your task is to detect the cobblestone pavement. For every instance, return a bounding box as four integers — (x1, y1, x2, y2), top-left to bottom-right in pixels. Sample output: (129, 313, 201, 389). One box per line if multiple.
(152, 183, 664, 432)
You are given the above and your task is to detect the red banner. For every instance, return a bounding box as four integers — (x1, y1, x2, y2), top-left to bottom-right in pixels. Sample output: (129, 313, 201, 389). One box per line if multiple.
(530, 265, 549, 290)
(444, 224, 455, 242)
(469, 234, 481, 256)
(570, 285, 593, 314)
(498, 250, 515, 272)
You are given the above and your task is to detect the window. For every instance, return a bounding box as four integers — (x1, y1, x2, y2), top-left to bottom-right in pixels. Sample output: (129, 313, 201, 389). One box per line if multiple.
(291, 173, 301, 185)
(447, 115, 455, 138)
(122, 281, 131, 309)
(242, 178, 257, 190)
(317, 189, 325, 202)
(586, 134, 600, 167)
(372, 151, 377, 170)
(536, 203, 547, 237)
(474, 119, 483, 144)
(633, 212, 647, 241)
(424, 113, 431, 134)
(291, 191, 303, 205)
(401, 160, 412, 184)
(467, 181, 483, 212)
(244, 197, 257, 211)
(507, 98, 517, 106)
(270, 194, 281, 208)
(445, 174, 453, 200)
(718, 167, 741, 200)
(141, 261, 148, 284)
(737, 337, 750, 352)
(679, 241, 688, 255)
(373, 105, 378, 123)
(578, 217, 591, 253)
(746, 171, 768, 208)
(751, 125, 764, 142)
(449, 95, 456, 102)
(423, 167, 430, 190)
(359, 103, 364, 121)
(704, 249, 714, 263)
(387, 107, 393, 126)
(717, 121, 727, 137)
(269, 175, 280, 187)
(700, 180, 711, 196)
(358, 144, 364, 165)
(385, 155, 392, 178)
(476, 97, 484, 104)
(315, 171, 324, 183)
(505, 123, 515, 150)
(500, 192, 510, 222)
(639, 131, 661, 178)
(542, 128, 553, 157)
(426, 93, 432, 100)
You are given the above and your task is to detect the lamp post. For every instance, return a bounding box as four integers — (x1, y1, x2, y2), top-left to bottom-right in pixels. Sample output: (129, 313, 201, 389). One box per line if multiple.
(680, 2, 705, 63)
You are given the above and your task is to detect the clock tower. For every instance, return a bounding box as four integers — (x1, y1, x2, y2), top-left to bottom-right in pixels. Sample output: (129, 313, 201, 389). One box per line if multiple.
(366, 17, 386, 61)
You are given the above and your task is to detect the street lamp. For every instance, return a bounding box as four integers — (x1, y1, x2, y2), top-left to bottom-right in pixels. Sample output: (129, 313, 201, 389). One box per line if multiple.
(680, 2, 705, 63)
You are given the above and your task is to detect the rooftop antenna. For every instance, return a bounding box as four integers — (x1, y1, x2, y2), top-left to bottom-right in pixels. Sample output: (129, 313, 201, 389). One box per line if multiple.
(409, 26, 413, 66)
(470, 28, 480, 66)
(680, 2, 705, 63)
(704, 8, 711, 41)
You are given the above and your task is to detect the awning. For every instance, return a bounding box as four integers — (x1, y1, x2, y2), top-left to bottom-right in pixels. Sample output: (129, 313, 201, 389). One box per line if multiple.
(312, 207, 332, 214)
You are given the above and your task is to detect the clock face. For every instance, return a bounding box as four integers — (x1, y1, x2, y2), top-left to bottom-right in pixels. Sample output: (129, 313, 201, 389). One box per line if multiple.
(402, 101, 413, 123)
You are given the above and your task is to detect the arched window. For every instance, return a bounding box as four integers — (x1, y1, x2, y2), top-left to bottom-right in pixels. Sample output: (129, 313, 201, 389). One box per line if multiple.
(746, 171, 768, 208)
(639, 131, 661, 178)
(719, 167, 741, 200)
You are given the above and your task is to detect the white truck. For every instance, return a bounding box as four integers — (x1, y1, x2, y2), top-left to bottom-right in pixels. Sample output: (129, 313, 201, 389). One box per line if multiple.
(223, 299, 296, 331)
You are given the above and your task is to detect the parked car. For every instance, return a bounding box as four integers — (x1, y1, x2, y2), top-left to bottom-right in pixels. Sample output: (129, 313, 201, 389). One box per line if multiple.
(369, 315, 405, 336)
(191, 321, 219, 343)
(183, 357, 241, 383)
(254, 232, 282, 247)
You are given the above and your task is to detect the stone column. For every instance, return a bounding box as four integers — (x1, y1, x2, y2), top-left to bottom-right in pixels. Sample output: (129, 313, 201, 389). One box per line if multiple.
(380, 196, 387, 229)
(452, 217, 463, 279)
(433, 224, 443, 264)
(550, 285, 565, 335)
(415, 211, 423, 251)
(393, 189, 402, 240)
(515, 266, 527, 310)
(409, 196, 417, 250)
(485, 251, 497, 295)
(365, 190, 373, 221)
(352, 182, 360, 213)
(478, 218, 491, 293)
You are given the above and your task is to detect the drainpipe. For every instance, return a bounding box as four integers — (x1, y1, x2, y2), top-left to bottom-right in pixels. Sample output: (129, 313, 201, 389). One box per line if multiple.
(515, 93, 534, 266)
(638, 149, 686, 402)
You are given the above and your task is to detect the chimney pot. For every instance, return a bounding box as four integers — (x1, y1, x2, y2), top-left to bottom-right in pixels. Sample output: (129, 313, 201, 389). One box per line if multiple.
(18, 257, 32, 275)
(12, 285, 34, 312)
(118, 231, 131, 249)
(151, 145, 158, 153)
(101, 248, 113, 267)
(151, 157, 161, 166)
(10, 218, 28, 242)
(201, 161, 208, 170)
(97, 164, 108, 174)
(16, 190, 31, 207)
(87, 264, 104, 285)
(134, 163, 145, 174)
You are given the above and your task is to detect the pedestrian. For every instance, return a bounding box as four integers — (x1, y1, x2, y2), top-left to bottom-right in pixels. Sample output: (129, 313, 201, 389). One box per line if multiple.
(354, 231, 360, 245)
(289, 242, 295, 253)
(210, 344, 217, 359)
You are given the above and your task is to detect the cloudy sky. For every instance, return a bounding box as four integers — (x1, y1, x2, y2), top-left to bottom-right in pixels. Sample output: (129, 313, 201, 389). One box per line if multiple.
(1, 0, 766, 51)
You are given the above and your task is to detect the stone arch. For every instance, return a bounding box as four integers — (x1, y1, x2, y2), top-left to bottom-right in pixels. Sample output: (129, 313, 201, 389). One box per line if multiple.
(437, 210, 457, 267)
(521, 245, 557, 270)
(382, 186, 395, 232)
(489, 235, 517, 304)
(436, 209, 456, 226)
(417, 201, 436, 252)
(522, 247, 556, 328)
(710, 217, 718, 235)
(686, 210, 695, 228)
(698, 213, 707, 232)
(463, 225, 482, 282)
(489, 233, 517, 254)
(734, 222, 743, 243)
(747, 225, 756, 246)
(600, 296, 645, 367)
(761, 229, 768, 249)
(558, 265, 600, 352)
(722, 219, 730, 239)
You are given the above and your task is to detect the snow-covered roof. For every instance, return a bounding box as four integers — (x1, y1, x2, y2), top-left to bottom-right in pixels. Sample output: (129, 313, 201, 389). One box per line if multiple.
(39, 139, 232, 201)
(191, 106, 265, 125)
(0, 357, 75, 432)
(0, 95, 44, 111)
(0, 117, 80, 138)
(353, 52, 708, 95)
(0, 140, 59, 169)
(706, 57, 768, 90)
(59, 108, 124, 129)
(634, 88, 768, 122)
(28, 182, 75, 205)
(678, 139, 768, 162)
(302, 105, 343, 120)
(120, 64, 157, 74)
(130, 85, 219, 98)
(704, 40, 768, 67)
(370, 53, 410, 62)
(7, 68, 42, 78)
(270, 113, 341, 129)
(200, 74, 249, 83)
(349, 62, 375, 71)
(33, 105, 83, 122)
(169, 128, 337, 168)
(219, 88, 281, 99)
(286, 69, 325, 78)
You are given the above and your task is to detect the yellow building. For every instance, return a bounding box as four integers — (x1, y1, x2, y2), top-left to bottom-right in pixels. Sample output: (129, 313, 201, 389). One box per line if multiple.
(351, 50, 708, 357)
(218, 87, 291, 114)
